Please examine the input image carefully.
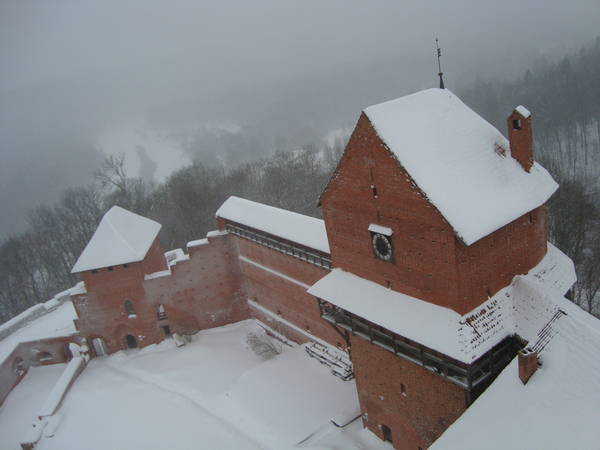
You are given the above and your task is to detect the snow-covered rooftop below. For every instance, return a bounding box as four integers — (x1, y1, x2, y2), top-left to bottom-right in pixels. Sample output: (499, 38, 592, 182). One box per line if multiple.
(216, 196, 330, 254)
(2, 320, 387, 450)
(72, 206, 162, 273)
(432, 295, 600, 450)
(363, 88, 558, 245)
(0, 301, 78, 363)
(308, 243, 575, 364)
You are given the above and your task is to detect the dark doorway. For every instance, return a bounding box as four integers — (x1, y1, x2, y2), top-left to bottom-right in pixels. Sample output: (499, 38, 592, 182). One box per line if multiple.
(125, 334, 138, 349)
(381, 424, 393, 443)
(162, 325, 171, 336)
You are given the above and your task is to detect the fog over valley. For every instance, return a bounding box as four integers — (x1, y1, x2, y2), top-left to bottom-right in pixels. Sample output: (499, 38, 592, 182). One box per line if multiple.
(1, 0, 599, 237)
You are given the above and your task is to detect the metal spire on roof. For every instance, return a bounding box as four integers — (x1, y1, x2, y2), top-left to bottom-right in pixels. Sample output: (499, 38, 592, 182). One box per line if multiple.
(435, 38, 445, 89)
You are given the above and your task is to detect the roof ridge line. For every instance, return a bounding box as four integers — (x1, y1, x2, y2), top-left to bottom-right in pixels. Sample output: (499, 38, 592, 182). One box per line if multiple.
(106, 212, 139, 260)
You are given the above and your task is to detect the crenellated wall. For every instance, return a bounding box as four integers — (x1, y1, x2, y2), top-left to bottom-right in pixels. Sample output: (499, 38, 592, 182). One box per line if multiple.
(72, 233, 248, 354)
(144, 232, 248, 337)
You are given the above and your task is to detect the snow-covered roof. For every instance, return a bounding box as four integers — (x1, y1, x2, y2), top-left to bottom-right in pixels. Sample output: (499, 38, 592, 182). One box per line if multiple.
(0, 301, 78, 363)
(309, 268, 466, 360)
(515, 105, 531, 119)
(432, 295, 600, 450)
(368, 224, 393, 236)
(363, 88, 558, 245)
(71, 206, 162, 273)
(216, 196, 330, 254)
(308, 243, 575, 364)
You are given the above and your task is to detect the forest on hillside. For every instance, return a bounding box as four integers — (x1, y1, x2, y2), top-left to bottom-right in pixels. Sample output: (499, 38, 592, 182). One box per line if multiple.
(1, 39, 598, 323)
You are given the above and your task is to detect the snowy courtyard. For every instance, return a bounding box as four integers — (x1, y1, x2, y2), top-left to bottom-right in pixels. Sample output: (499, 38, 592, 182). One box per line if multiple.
(0, 320, 389, 450)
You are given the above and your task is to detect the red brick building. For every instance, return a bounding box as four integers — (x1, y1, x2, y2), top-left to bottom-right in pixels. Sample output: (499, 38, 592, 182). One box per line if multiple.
(70, 207, 247, 355)
(70, 88, 570, 449)
(309, 89, 558, 449)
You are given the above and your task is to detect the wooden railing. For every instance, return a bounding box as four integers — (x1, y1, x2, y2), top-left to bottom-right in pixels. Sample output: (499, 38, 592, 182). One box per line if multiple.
(318, 299, 520, 394)
(225, 223, 332, 270)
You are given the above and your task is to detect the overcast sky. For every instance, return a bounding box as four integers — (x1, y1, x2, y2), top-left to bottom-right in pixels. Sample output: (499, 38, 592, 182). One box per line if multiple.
(1, 0, 599, 237)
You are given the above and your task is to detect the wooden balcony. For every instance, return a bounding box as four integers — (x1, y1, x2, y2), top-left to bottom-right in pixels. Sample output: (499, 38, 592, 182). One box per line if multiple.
(318, 299, 520, 398)
(225, 223, 332, 270)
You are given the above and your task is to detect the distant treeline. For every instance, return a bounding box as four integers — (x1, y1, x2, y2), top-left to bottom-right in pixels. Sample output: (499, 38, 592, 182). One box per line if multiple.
(1, 40, 599, 323)
(0, 145, 344, 323)
(461, 37, 600, 182)
(460, 38, 600, 314)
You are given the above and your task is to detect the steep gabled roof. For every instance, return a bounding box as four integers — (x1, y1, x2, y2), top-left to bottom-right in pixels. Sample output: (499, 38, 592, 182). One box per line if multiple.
(71, 206, 161, 273)
(337, 88, 557, 245)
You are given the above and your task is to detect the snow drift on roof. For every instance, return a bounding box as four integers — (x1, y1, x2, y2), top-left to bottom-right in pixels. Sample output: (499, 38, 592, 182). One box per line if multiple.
(363, 88, 558, 245)
(515, 105, 531, 119)
(309, 268, 465, 360)
(216, 196, 330, 254)
(431, 294, 600, 450)
(308, 243, 575, 364)
(71, 206, 161, 273)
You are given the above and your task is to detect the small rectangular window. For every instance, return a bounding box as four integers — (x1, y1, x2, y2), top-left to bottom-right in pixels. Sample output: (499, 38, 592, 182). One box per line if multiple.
(381, 424, 393, 443)
(512, 119, 522, 130)
(370, 184, 378, 199)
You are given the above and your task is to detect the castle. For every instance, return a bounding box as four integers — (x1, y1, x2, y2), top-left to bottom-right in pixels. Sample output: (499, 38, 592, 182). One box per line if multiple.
(13, 88, 576, 449)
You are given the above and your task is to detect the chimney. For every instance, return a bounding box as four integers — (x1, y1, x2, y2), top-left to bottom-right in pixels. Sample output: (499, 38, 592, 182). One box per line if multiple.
(507, 105, 533, 172)
(518, 347, 538, 384)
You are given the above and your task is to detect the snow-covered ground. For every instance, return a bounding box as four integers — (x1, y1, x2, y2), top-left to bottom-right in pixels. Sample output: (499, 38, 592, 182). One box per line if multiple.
(0, 364, 66, 450)
(2, 320, 389, 450)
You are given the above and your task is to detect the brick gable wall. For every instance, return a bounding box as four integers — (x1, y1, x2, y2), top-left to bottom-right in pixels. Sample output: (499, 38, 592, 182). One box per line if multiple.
(321, 113, 547, 315)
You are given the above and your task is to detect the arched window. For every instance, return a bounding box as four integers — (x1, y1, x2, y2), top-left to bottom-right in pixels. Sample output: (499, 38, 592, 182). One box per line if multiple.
(157, 304, 167, 320)
(124, 300, 136, 318)
(125, 334, 138, 349)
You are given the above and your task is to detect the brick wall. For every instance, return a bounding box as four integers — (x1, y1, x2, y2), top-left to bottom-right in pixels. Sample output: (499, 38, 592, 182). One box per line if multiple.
(144, 233, 248, 336)
(73, 234, 248, 354)
(233, 237, 344, 347)
(507, 111, 533, 172)
(351, 335, 466, 450)
(454, 206, 547, 313)
(321, 113, 547, 315)
(72, 239, 167, 353)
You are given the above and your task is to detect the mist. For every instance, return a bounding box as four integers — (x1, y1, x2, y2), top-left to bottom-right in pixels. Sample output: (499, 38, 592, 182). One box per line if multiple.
(1, 0, 599, 237)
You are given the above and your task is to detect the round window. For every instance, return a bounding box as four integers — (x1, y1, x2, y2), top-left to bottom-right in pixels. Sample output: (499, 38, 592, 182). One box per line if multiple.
(372, 233, 393, 261)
